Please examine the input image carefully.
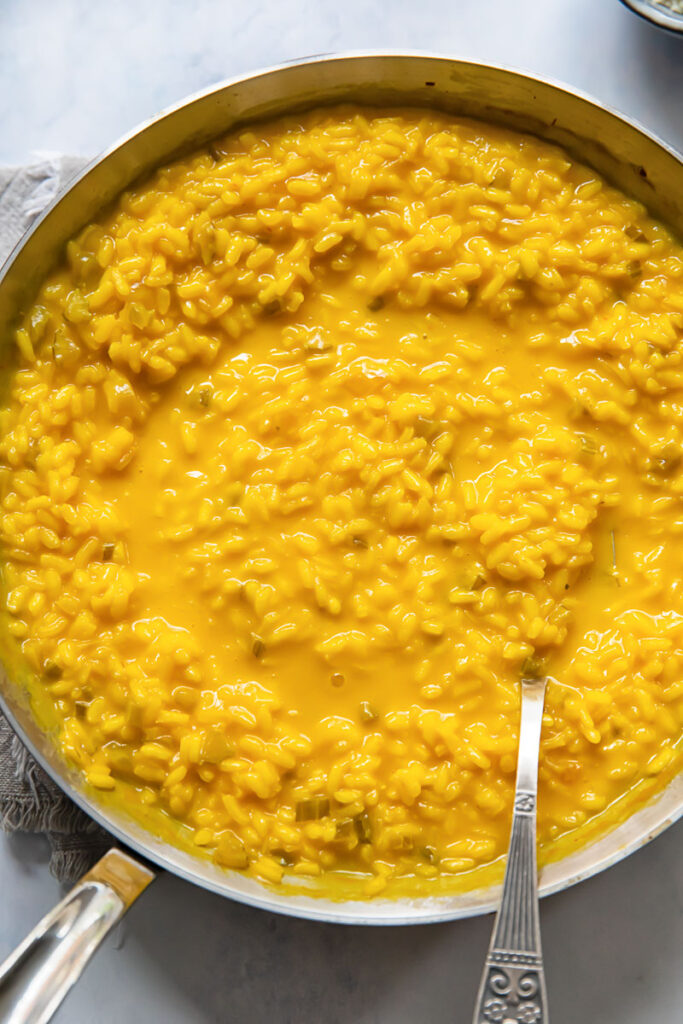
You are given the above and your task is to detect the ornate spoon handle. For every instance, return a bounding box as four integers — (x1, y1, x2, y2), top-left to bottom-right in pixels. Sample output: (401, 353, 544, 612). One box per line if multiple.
(472, 676, 549, 1024)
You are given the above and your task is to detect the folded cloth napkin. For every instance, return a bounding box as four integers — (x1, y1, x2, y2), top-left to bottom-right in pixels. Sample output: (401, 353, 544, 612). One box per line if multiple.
(0, 155, 112, 883)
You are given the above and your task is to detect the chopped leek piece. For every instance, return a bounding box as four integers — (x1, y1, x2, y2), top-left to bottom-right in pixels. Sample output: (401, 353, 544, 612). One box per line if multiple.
(102, 542, 116, 562)
(521, 655, 543, 679)
(295, 796, 330, 821)
(251, 634, 265, 658)
(354, 812, 372, 843)
(202, 730, 234, 764)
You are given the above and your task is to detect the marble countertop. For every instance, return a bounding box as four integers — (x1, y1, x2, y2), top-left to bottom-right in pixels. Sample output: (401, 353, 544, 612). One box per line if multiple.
(0, 0, 682, 1021)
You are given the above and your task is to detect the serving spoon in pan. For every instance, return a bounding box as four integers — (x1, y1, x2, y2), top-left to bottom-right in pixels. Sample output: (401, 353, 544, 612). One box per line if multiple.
(472, 675, 549, 1024)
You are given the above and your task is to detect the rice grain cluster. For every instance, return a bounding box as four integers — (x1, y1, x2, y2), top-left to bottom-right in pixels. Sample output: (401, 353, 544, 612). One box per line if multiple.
(1, 108, 682, 897)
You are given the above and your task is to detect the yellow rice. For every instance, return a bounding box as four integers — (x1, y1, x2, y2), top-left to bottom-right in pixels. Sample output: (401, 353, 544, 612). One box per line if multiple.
(0, 107, 682, 897)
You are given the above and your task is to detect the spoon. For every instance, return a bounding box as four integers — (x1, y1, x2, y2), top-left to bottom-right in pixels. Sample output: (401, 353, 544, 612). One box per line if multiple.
(472, 675, 549, 1024)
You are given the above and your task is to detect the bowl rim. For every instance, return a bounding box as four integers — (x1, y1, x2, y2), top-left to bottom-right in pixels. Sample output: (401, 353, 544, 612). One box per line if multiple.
(1, 49, 682, 925)
(618, 0, 683, 35)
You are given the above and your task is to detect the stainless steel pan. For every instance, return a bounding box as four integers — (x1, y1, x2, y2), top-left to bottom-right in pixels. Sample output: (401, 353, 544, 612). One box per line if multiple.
(0, 51, 681, 1021)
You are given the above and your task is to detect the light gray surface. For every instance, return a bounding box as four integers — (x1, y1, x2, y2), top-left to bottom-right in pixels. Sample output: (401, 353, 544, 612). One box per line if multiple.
(1, 0, 683, 164)
(2, 825, 682, 1023)
(0, 0, 681, 1021)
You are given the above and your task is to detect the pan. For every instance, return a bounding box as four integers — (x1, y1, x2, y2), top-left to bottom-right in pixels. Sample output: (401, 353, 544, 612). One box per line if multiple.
(0, 52, 681, 1023)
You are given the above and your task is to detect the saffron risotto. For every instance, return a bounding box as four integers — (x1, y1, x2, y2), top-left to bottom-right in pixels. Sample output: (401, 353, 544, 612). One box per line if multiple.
(2, 107, 682, 898)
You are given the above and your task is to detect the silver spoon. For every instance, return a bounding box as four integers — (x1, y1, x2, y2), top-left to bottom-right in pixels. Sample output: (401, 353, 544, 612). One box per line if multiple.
(472, 675, 549, 1024)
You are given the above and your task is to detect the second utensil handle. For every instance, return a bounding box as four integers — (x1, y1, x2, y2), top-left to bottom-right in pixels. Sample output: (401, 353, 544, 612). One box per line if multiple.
(472, 676, 549, 1024)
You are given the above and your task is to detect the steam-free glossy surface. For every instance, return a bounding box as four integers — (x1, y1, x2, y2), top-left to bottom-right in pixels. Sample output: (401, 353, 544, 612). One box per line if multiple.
(2, 107, 681, 898)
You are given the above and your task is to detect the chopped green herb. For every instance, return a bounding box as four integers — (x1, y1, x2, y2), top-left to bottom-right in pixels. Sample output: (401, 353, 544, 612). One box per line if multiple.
(129, 302, 153, 330)
(29, 307, 50, 342)
(64, 290, 90, 325)
(187, 384, 213, 410)
(367, 295, 385, 312)
(102, 542, 116, 562)
(334, 818, 355, 839)
(354, 812, 372, 843)
(295, 796, 330, 821)
(251, 635, 265, 658)
(458, 568, 486, 592)
(202, 730, 234, 764)
(52, 328, 81, 366)
(22, 439, 38, 470)
(521, 655, 543, 680)
(352, 536, 368, 549)
(44, 660, 62, 680)
(625, 224, 647, 242)
(578, 433, 598, 456)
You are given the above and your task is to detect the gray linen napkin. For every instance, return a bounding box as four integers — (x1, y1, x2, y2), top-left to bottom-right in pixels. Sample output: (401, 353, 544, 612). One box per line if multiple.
(0, 156, 112, 882)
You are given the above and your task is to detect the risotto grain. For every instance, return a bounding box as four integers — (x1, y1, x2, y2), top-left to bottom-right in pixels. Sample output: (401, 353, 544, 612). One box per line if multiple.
(1, 108, 682, 897)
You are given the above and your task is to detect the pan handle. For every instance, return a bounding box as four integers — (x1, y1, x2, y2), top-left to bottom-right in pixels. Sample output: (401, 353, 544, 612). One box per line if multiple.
(0, 848, 154, 1024)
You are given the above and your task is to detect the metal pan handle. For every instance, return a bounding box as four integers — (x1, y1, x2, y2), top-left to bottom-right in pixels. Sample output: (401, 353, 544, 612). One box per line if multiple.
(0, 848, 154, 1024)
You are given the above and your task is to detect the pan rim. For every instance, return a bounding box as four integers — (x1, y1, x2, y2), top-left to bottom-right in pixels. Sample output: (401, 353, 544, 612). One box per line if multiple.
(1, 49, 681, 925)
